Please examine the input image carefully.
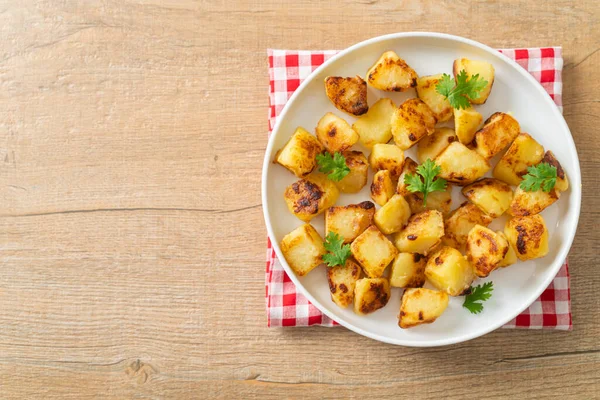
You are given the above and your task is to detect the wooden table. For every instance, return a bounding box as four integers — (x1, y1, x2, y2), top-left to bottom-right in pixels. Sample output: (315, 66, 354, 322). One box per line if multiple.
(0, 1, 598, 398)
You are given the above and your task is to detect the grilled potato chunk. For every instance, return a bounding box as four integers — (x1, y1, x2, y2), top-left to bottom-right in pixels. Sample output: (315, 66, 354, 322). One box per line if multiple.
(542, 150, 569, 192)
(425, 246, 475, 296)
(315, 112, 359, 153)
(366, 51, 417, 92)
(336, 151, 368, 193)
(474, 112, 520, 160)
(406, 184, 453, 216)
(354, 278, 391, 315)
(325, 75, 368, 116)
(351, 226, 398, 278)
(284, 172, 339, 222)
(454, 106, 483, 145)
(453, 58, 495, 104)
(493, 133, 545, 186)
(389, 253, 427, 288)
(443, 202, 493, 252)
(504, 215, 549, 261)
(327, 259, 362, 308)
(399, 288, 449, 328)
(371, 170, 396, 206)
(497, 232, 518, 268)
(325, 201, 375, 244)
(275, 127, 324, 178)
(435, 142, 490, 185)
(509, 186, 559, 216)
(374, 194, 412, 235)
(462, 178, 514, 218)
(466, 225, 509, 278)
(394, 210, 444, 255)
(416, 74, 453, 122)
(353, 98, 396, 149)
(397, 157, 418, 196)
(368, 143, 405, 179)
(280, 224, 326, 277)
(391, 98, 437, 150)
(417, 128, 457, 164)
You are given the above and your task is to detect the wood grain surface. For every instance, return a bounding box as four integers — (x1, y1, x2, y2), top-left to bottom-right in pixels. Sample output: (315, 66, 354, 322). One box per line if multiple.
(0, 1, 599, 398)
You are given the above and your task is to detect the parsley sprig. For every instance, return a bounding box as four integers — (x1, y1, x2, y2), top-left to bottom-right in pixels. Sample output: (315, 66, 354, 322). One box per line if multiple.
(322, 232, 351, 267)
(404, 159, 447, 206)
(436, 70, 489, 110)
(520, 163, 557, 193)
(463, 282, 494, 314)
(316, 152, 350, 182)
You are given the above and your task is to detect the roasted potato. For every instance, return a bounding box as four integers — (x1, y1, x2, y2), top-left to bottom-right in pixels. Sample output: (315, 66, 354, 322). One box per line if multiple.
(466, 225, 509, 278)
(336, 150, 368, 193)
(280, 224, 326, 277)
(453, 58, 495, 104)
(493, 133, 545, 186)
(396, 157, 418, 196)
(394, 210, 445, 255)
(443, 202, 493, 252)
(399, 288, 449, 328)
(374, 194, 412, 235)
(425, 246, 475, 296)
(542, 150, 569, 192)
(416, 128, 457, 164)
(497, 232, 518, 268)
(389, 253, 427, 288)
(325, 201, 375, 244)
(371, 170, 396, 206)
(504, 215, 549, 261)
(509, 186, 559, 216)
(473, 112, 520, 160)
(315, 112, 359, 153)
(327, 258, 362, 308)
(284, 172, 339, 222)
(391, 98, 437, 150)
(435, 141, 490, 185)
(274, 127, 324, 178)
(368, 143, 405, 178)
(353, 98, 396, 149)
(406, 184, 453, 216)
(454, 106, 483, 145)
(366, 51, 417, 92)
(354, 277, 391, 315)
(462, 178, 514, 218)
(325, 75, 368, 116)
(351, 226, 398, 278)
(416, 74, 453, 122)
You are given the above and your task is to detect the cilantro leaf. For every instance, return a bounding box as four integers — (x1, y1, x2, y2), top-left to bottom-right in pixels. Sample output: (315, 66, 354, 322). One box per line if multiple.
(436, 70, 489, 110)
(463, 282, 494, 314)
(322, 232, 352, 267)
(520, 162, 557, 193)
(316, 152, 350, 182)
(403, 159, 447, 206)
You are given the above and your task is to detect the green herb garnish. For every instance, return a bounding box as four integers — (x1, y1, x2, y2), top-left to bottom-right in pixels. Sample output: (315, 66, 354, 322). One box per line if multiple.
(316, 152, 350, 182)
(520, 163, 557, 193)
(436, 70, 488, 110)
(322, 232, 352, 267)
(404, 159, 447, 206)
(463, 282, 494, 314)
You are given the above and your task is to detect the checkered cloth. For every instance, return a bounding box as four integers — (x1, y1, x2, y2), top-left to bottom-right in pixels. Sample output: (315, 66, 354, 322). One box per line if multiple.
(266, 47, 572, 330)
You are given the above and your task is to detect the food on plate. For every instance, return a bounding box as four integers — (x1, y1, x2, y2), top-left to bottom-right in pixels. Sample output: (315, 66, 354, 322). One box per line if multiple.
(454, 106, 483, 144)
(466, 225, 509, 278)
(504, 215, 549, 261)
(435, 141, 490, 185)
(354, 277, 391, 315)
(389, 253, 427, 288)
(462, 282, 493, 314)
(327, 259, 362, 308)
(335, 151, 368, 193)
(497, 232, 517, 267)
(399, 288, 449, 328)
(425, 246, 476, 296)
(416, 128, 457, 164)
(316, 112, 359, 153)
(493, 133, 545, 185)
(366, 51, 417, 92)
(324, 75, 368, 116)
(275, 127, 324, 178)
(542, 150, 569, 191)
(391, 98, 437, 150)
(443, 202, 493, 252)
(452, 58, 495, 104)
(353, 98, 396, 149)
(284, 172, 339, 221)
(394, 210, 444, 255)
(416, 74, 453, 122)
(374, 194, 412, 234)
(351, 225, 398, 278)
(462, 178, 514, 218)
(325, 202, 375, 244)
(371, 170, 396, 206)
(396, 157, 419, 196)
(280, 224, 326, 276)
(368, 143, 405, 179)
(473, 112, 520, 160)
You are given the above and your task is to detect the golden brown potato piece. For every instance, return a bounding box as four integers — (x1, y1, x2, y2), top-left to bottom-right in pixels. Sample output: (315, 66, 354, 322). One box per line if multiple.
(416, 128, 457, 164)
(462, 178, 514, 218)
(504, 215, 549, 261)
(353, 98, 396, 149)
(336, 150, 368, 193)
(351, 226, 398, 278)
(406, 184, 453, 216)
(368, 143, 405, 179)
(394, 210, 444, 255)
(354, 278, 391, 315)
(280, 224, 326, 277)
(435, 142, 490, 185)
(327, 259, 362, 308)
(391, 98, 437, 150)
(325, 201, 375, 244)
(473, 112, 520, 160)
(389, 253, 427, 288)
(509, 186, 559, 216)
(454, 106, 483, 145)
(497, 232, 517, 268)
(453, 58, 495, 104)
(443, 202, 493, 252)
(275, 127, 324, 178)
(374, 194, 412, 235)
(416, 74, 453, 122)
(542, 150, 569, 192)
(399, 288, 449, 328)
(284, 172, 339, 222)
(315, 112, 359, 153)
(425, 246, 476, 296)
(366, 51, 418, 92)
(396, 157, 418, 196)
(493, 133, 545, 186)
(324, 75, 368, 116)
(371, 170, 396, 206)
(466, 225, 509, 278)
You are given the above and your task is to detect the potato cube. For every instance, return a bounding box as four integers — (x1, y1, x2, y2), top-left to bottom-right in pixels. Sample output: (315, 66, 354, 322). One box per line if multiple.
(493, 133, 545, 186)
(325, 201, 375, 244)
(396, 157, 418, 196)
(370, 170, 396, 206)
(368, 143, 405, 178)
(327, 258, 362, 308)
(453, 58, 495, 104)
(389, 253, 427, 288)
(366, 51, 417, 92)
(474, 112, 520, 159)
(336, 150, 368, 193)
(351, 226, 398, 278)
(417, 128, 458, 164)
(497, 232, 517, 268)
(435, 142, 490, 185)
(315, 112, 359, 153)
(394, 210, 444, 255)
(416, 74, 453, 122)
(284, 172, 339, 222)
(399, 288, 449, 328)
(425, 246, 475, 296)
(374, 194, 412, 234)
(406, 184, 453, 216)
(353, 98, 396, 149)
(462, 178, 514, 218)
(454, 106, 483, 145)
(443, 202, 493, 252)
(504, 215, 549, 261)
(275, 127, 324, 178)
(542, 150, 569, 192)
(324, 75, 368, 116)
(391, 98, 437, 150)
(509, 186, 559, 216)
(354, 278, 391, 315)
(466, 225, 509, 278)
(280, 224, 326, 277)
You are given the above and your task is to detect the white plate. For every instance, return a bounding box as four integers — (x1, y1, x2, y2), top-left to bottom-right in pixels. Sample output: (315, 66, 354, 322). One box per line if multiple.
(261, 32, 581, 346)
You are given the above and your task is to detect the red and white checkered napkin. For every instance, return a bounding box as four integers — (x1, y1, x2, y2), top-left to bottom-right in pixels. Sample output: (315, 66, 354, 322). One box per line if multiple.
(266, 47, 572, 330)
